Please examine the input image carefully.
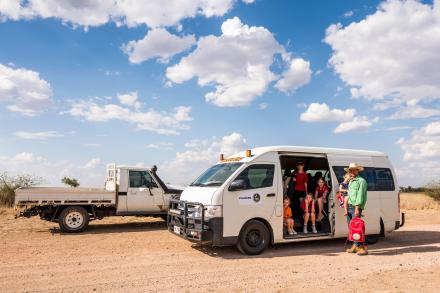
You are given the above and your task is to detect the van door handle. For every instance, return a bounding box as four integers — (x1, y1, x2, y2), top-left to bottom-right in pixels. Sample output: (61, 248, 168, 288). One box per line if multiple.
(266, 193, 275, 197)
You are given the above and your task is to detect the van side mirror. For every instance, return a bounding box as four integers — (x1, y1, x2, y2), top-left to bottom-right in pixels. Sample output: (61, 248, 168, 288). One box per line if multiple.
(229, 179, 247, 191)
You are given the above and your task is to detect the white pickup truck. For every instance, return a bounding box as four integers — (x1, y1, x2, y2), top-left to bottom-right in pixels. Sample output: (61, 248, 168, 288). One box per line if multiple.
(15, 164, 182, 233)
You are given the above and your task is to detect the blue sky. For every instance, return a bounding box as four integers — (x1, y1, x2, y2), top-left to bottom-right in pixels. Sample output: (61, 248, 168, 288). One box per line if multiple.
(0, 0, 439, 186)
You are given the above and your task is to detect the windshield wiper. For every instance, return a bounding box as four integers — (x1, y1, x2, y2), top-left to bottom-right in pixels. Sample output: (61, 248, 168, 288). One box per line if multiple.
(190, 182, 202, 186)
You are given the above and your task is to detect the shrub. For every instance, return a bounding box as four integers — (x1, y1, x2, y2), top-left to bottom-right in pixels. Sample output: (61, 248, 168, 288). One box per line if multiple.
(0, 172, 43, 207)
(61, 177, 80, 188)
(425, 181, 440, 201)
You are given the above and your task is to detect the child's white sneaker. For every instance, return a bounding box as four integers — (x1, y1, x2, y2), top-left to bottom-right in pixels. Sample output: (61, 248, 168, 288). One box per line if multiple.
(312, 225, 317, 234)
(292, 229, 297, 235)
(303, 226, 308, 234)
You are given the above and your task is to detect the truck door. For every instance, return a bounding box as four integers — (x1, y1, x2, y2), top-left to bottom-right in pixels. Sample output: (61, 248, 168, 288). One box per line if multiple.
(223, 163, 278, 237)
(127, 170, 163, 213)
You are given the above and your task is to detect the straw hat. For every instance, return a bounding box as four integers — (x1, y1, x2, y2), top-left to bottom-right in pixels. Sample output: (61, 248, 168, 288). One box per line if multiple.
(344, 162, 364, 172)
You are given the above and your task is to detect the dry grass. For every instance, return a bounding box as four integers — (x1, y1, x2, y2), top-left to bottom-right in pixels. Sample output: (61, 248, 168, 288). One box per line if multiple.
(400, 192, 440, 210)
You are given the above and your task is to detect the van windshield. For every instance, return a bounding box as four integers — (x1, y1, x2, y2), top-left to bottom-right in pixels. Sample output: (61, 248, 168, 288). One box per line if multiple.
(190, 163, 243, 187)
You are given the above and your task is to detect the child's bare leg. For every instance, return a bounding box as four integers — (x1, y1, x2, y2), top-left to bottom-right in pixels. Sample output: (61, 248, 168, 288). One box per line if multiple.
(311, 213, 316, 225)
(317, 198, 323, 218)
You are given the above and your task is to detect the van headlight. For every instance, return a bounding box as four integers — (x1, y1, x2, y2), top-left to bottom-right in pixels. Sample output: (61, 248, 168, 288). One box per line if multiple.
(204, 205, 222, 219)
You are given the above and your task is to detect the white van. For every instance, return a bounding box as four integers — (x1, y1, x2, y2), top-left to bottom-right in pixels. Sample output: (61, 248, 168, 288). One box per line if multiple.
(168, 146, 404, 255)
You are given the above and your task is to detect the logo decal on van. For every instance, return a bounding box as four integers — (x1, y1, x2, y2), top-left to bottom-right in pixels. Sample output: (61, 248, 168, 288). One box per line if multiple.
(253, 193, 261, 202)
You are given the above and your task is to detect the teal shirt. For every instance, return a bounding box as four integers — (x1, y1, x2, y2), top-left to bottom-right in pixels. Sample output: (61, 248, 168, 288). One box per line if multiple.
(348, 175, 368, 209)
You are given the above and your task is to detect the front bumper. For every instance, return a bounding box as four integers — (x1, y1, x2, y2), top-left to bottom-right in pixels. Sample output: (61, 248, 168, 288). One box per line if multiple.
(168, 199, 235, 246)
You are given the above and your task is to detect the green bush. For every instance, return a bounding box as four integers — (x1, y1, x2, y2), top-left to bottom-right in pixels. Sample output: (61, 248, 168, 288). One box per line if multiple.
(0, 172, 43, 207)
(61, 177, 80, 188)
(425, 181, 440, 201)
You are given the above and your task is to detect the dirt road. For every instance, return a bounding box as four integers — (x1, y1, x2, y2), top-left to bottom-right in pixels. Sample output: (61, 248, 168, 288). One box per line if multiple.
(1, 209, 440, 292)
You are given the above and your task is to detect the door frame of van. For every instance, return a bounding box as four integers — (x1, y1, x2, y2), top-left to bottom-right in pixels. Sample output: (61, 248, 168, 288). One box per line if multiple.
(276, 152, 336, 244)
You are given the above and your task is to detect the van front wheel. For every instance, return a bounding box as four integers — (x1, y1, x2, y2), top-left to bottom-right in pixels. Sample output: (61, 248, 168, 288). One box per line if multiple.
(237, 220, 270, 255)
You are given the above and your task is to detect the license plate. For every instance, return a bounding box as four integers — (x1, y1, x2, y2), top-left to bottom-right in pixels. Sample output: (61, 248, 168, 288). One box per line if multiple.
(173, 226, 181, 234)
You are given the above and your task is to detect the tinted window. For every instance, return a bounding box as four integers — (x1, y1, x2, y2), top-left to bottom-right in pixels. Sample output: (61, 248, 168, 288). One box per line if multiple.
(235, 164, 275, 189)
(129, 171, 157, 188)
(375, 168, 395, 191)
(332, 166, 395, 191)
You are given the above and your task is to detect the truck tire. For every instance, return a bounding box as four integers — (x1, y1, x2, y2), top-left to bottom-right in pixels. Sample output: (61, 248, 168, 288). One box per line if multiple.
(59, 206, 90, 233)
(365, 234, 380, 245)
(237, 220, 270, 255)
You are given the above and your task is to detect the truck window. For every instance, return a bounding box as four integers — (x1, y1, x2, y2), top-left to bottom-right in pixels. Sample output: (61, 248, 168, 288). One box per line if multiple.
(129, 171, 158, 188)
(235, 164, 275, 189)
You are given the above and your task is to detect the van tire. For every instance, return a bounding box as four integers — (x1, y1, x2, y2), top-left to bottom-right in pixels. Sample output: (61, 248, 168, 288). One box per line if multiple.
(59, 206, 89, 233)
(237, 220, 270, 255)
(365, 234, 380, 245)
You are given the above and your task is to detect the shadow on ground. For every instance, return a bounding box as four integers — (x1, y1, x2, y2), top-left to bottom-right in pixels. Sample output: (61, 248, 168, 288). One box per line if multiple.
(192, 230, 440, 259)
(50, 219, 167, 235)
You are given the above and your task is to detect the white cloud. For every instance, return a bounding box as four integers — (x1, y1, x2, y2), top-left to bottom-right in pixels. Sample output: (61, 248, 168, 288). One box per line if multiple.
(65, 97, 192, 135)
(274, 58, 312, 94)
(84, 158, 101, 169)
(388, 105, 440, 120)
(146, 142, 174, 150)
(258, 102, 268, 110)
(397, 121, 440, 185)
(0, 0, 252, 28)
(0, 63, 52, 116)
(122, 28, 195, 64)
(300, 103, 376, 134)
(385, 126, 414, 131)
(160, 132, 247, 185)
(166, 17, 311, 107)
(343, 10, 354, 18)
(333, 116, 375, 134)
(325, 0, 440, 112)
(0, 152, 106, 186)
(300, 103, 355, 123)
(14, 131, 63, 140)
(117, 91, 141, 109)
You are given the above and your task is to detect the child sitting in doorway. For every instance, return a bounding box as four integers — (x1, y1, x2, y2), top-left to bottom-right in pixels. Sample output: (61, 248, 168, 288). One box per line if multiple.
(338, 173, 351, 216)
(301, 193, 317, 234)
(283, 197, 297, 235)
(315, 178, 329, 221)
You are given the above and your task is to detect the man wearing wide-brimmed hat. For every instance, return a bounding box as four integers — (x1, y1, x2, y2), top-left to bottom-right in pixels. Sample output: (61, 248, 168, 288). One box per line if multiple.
(345, 162, 368, 256)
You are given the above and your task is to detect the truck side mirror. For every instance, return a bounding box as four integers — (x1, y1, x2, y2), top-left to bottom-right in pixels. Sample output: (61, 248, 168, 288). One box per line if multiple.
(229, 179, 247, 191)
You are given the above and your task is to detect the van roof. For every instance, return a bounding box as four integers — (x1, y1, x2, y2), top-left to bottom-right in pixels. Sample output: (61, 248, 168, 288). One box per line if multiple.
(231, 145, 386, 158)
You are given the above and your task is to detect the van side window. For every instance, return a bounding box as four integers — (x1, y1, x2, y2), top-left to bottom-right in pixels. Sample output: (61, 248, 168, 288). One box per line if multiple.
(129, 171, 158, 188)
(236, 164, 275, 189)
(375, 168, 395, 191)
(332, 166, 395, 191)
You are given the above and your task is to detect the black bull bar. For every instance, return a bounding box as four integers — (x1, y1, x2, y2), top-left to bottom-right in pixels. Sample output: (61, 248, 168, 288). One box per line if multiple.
(167, 199, 210, 242)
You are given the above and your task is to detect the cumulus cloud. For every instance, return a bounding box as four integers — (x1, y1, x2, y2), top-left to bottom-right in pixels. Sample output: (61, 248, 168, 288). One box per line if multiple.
(274, 58, 312, 94)
(117, 91, 141, 108)
(0, 63, 52, 116)
(14, 131, 63, 140)
(0, 0, 251, 28)
(396, 121, 440, 185)
(160, 132, 247, 185)
(325, 0, 440, 112)
(84, 157, 101, 169)
(65, 96, 192, 135)
(388, 106, 440, 120)
(166, 17, 311, 107)
(0, 152, 105, 186)
(300, 103, 376, 133)
(146, 142, 174, 150)
(122, 28, 195, 64)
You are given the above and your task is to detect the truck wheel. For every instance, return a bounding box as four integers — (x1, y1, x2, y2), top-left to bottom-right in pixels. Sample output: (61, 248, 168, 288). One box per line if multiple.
(237, 220, 270, 255)
(59, 206, 90, 233)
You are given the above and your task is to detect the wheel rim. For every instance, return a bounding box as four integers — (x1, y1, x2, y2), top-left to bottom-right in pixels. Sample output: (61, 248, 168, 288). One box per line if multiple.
(65, 211, 84, 229)
(246, 229, 263, 247)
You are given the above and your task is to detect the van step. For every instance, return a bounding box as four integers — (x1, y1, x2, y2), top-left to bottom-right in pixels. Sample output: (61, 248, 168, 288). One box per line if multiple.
(283, 232, 330, 239)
